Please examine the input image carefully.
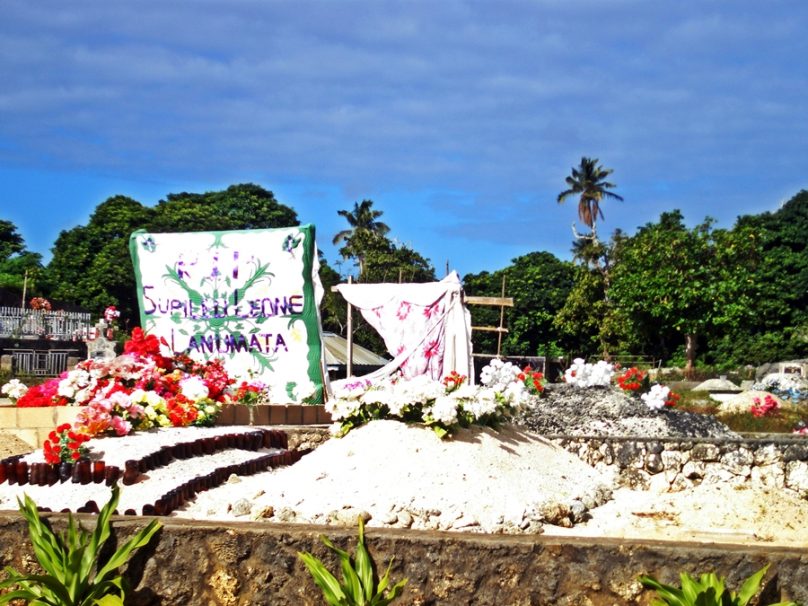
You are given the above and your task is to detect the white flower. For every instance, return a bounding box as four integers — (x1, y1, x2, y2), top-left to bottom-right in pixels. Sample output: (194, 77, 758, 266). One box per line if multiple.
(464, 388, 499, 418)
(325, 398, 362, 420)
(57, 368, 91, 400)
(426, 395, 459, 425)
(1, 379, 28, 401)
(292, 379, 316, 403)
(565, 359, 614, 388)
(479, 358, 522, 391)
(641, 384, 670, 410)
(180, 376, 209, 401)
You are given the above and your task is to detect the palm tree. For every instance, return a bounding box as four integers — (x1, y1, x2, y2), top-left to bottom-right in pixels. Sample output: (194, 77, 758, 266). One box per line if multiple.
(332, 200, 391, 277)
(557, 157, 623, 242)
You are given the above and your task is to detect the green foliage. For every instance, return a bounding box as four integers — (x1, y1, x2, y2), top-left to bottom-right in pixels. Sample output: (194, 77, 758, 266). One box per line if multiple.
(0, 483, 161, 606)
(710, 191, 808, 365)
(332, 200, 392, 278)
(48, 195, 154, 323)
(464, 251, 575, 357)
(638, 565, 796, 606)
(150, 183, 299, 232)
(359, 233, 434, 285)
(47, 184, 298, 325)
(0, 219, 26, 262)
(0, 219, 45, 295)
(298, 517, 407, 606)
(318, 252, 346, 335)
(608, 210, 756, 372)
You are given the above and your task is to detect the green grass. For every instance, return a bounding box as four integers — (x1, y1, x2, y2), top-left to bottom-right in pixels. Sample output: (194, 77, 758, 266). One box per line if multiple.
(674, 389, 806, 434)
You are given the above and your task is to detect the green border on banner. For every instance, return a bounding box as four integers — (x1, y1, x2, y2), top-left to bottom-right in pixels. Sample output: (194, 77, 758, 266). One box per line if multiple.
(128, 224, 325, 404)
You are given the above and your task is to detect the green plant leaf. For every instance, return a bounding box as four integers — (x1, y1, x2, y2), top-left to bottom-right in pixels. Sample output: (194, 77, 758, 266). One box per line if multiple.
(638, 574, 690, 606)
(0, 571, 72, 605)
(298, 551, 348, 606)
(355, 517, 374, 602)
(94, 518, 161, 582)
(3, 485, 160, 606)
(736, 565, 767, 606)
(94, 593, 125, 606)
(298, 517, 408, 606)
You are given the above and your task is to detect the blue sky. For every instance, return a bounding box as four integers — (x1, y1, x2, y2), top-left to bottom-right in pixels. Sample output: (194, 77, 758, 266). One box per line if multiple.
(1, 1, 806, 279)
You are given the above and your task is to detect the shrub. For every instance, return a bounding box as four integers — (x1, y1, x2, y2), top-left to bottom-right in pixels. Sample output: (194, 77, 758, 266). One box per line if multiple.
(0, 483, 161, 606)
(639, 565, 796, 606)
(298, 517, 407, 606)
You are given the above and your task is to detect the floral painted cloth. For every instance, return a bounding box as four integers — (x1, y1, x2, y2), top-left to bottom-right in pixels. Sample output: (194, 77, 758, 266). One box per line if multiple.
(333, 272, 473, 382)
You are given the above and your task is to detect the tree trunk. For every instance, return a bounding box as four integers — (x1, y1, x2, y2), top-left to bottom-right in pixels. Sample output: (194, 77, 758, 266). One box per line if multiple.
(684, 333, 697, 379)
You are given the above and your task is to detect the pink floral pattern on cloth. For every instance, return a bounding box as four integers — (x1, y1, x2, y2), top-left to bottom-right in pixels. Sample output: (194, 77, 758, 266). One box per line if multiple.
(366, 298, 445, 378)
(334, 274, 471, 381)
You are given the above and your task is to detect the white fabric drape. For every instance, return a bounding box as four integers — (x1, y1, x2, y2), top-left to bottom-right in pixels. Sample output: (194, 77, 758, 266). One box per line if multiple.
(332, 272, 473, 385)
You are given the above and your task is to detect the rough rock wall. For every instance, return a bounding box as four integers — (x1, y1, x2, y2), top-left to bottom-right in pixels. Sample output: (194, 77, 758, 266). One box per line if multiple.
(0, 516, 805, 605)
(555, 436, 808, 495)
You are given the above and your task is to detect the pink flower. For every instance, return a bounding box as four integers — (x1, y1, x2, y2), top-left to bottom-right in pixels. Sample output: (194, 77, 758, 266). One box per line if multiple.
(110, 415, 132, 436)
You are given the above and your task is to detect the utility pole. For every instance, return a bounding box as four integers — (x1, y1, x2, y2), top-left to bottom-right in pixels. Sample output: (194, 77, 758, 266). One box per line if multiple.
(21, 269, 28, 309)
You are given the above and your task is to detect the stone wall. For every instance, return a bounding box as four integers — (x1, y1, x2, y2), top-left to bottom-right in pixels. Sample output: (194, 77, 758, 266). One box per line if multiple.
(552, 435, 808, 496)
(0, 403, 332, 449)
(0, 403, 85, 448)
(0, 515, 805, 605)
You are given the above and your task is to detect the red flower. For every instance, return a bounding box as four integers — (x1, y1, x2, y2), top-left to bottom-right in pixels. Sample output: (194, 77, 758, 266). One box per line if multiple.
(42, 423, 91, 463)
(520, 366, 545, 395)
(617, 367, 647, 394)
(15, 380, 63, 407)
(665, 391, 681, 407)
(124, 327, 172, 368)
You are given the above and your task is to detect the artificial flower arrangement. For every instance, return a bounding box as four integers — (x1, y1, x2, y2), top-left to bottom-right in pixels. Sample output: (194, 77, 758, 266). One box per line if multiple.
(750, 394, 780, 418)
(1, 378, 28, 403)
(6, 327, 268, 440)
(564, 358, 615, 388)
(517, 365, 546, 396)
(42, 423, 91, 464)
(103, 305, 121, 324)
(615, 366, 649, 394)
(29, 297, 52, 311)
(327, 358, 537, 439)
(565, 358, 679, 410)
(640, 383, 681, 410)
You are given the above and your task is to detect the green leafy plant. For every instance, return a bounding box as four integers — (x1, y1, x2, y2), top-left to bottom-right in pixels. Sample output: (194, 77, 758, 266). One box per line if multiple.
(0, 483, 161, 606)
(639, 565, 797, 606)
(298, 517, 408, 606)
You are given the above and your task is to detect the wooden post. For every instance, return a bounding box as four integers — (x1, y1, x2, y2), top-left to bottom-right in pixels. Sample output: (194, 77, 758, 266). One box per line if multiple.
(346, 275, 353, 378)
(497, 277, 506, 357)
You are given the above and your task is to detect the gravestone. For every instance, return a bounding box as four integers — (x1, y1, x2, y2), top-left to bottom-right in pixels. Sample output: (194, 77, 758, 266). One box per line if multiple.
(85, 320, 117, 361)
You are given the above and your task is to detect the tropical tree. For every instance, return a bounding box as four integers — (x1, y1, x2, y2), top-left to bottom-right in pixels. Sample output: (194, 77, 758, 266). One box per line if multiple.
(48, 184, 299, 325)
(709, 191, 808, 365)
(332, 200, 391, 277)
(557, 157, 623, 241)
(359, 233, 435, 284)
(48, 196, 154, 323)
(0, 219, 25, 262)
(608, 210, 756, 376)
(0, 219, 45, 296)
(150, 183, 298, 232)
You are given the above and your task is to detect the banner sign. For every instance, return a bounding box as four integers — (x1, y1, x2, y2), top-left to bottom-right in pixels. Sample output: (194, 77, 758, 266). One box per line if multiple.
(129, 224, 325, 403)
